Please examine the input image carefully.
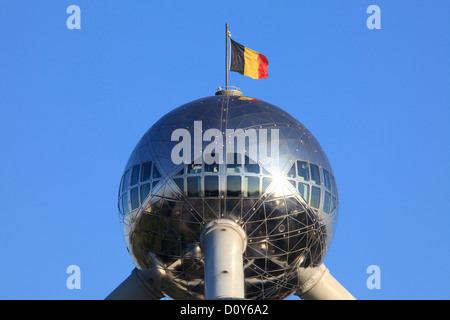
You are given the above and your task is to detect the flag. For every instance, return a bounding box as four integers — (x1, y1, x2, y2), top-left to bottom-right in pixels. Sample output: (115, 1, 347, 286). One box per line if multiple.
(229, 39, 269, 79)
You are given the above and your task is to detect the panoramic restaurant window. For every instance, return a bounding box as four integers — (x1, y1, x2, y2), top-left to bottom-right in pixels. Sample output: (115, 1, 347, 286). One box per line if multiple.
(204, 176, 219, 197)
(140, 162, 152, 182)
(310, 164, 321, 185)
(310, 186, 321, 209)
(227, 175, 242, 197)
(119, 156, 339, 216)
(297, 161, 310, 181)
(131, 165, 140, 186)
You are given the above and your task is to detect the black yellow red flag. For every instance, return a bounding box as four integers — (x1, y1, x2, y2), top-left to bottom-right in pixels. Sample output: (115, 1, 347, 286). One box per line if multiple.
(229, 39, 269, 79)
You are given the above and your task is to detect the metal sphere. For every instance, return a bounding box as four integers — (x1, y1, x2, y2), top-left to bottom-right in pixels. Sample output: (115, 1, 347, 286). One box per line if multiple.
(118, 94, 339, 299)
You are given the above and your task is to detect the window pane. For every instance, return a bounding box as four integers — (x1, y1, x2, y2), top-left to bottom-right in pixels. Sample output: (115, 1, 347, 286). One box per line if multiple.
(297, 161, 310, 181)
(330, 174, 337, 195)
(331, 196, 336, 213)
(187, 162, 202, 174)
(298, 182, 310, 203)
(323, 169, 331, 190)
(323, 191, 331, 214)
(205, 163, 219, 173)
(122, 170, 130, 192)
(310, 164, 321, 185)
(187, 177, 201, 197)
(131, 165, 140, 186)
(262, 177, 272, 194)
(153, 165, 162, 178)
(205, 151, 219, 173)
(244, 156, 260, 174)
(122, 193, 129, 215)
(152, 180, 160, 189)
(130, 187, 140, 210)
(118, 196, 123, 215)
(173, 178, 184, 194)
(226, 153, 242, 173)
(141, 162, 152, 182)
(176, 167, 184, 176)
(140, 183, 150, 203)
(310, 186, 321, 209)
(118, 175, 124, 197)
(205, 176, 219, 197)
(227, 176, 241, 197)
(287, 163, 295, 179)
(244, 176, 259, 197)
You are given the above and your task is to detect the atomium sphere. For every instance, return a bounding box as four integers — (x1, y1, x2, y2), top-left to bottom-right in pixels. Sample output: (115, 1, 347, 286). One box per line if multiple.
(117, 94, 339, 300)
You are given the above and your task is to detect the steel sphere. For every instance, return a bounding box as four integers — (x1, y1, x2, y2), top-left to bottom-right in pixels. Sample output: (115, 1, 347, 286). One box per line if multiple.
(118, 94, 339, 299)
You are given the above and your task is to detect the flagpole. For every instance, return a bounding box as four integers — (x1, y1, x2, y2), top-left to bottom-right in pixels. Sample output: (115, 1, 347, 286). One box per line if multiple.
(226, 23, 229, 89)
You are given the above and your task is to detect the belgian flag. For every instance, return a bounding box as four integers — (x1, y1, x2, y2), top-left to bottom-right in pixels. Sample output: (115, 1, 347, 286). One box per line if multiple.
(229, 39, 269, 79)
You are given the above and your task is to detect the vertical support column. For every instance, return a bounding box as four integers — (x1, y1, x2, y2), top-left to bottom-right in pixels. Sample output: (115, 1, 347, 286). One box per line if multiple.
(200, 219, 247, 299)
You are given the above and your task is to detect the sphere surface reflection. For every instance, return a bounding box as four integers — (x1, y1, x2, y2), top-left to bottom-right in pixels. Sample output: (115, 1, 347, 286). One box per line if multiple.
(118, 94, 339, 299)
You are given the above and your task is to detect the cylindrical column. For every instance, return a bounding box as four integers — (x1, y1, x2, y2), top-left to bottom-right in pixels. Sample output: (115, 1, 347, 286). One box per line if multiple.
(295, 264, 356, 300)
(105, 268, 165, 300)
(200, 219, 247, 299)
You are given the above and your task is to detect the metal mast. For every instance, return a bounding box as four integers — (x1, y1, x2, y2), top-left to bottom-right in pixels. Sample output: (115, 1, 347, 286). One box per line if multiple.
(226, 23, 229, 88)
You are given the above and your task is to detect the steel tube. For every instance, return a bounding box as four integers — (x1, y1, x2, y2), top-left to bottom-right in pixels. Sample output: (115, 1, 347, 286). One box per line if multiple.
(200, 219, 247, 299)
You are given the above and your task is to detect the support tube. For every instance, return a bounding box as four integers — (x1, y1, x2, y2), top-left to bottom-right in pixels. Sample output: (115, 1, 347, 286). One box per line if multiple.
(294, 264, 356, 300)
(200, 219, 247, 299)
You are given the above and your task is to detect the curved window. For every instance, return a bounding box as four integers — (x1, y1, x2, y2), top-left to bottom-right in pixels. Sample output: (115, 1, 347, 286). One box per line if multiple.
(140, 162, 152, 182)
(244, 155, 260, 174)
(131, 165, 140, 186)
(298, 182, 310, 203)
(118, 196, 123, 215)
(262, 177, 272, 194)
(140, 183, 151, 203)
(323, 169, 331, 190)
(121, 192, 129, 215)
(205, 176, 219, 197)
(323, 191, 331, 214)
(153, 165, 162, 178)
(310, 164, 321, 185)
(331, 195, 337, 213)
(330, 174, 337, 195)
(310, 186, 321, 209)
(227, 176, 241, 197)
(130, 187, 140, 210)
(205, 163, 219, 173)
(173, 178, 184, 194)
(205, 151, 219, 173)
(187, 176, 201, 197)
(244, 176, 259, 197)
(118, 175, 124, 197)
(187, 162, 202, 174)
(297, 161, 310, 181)
(122, 170, 130, 192)
(287, 163, 295, 179)
(227, 153, 242, 173)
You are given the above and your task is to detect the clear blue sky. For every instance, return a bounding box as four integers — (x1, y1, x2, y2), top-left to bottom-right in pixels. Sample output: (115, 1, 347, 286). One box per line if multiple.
(1, 1, 449, 300)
